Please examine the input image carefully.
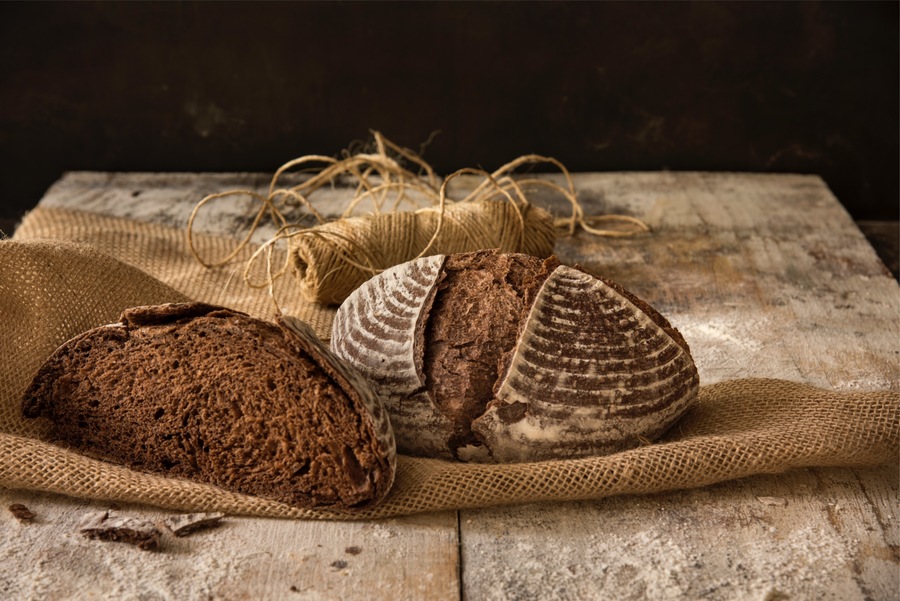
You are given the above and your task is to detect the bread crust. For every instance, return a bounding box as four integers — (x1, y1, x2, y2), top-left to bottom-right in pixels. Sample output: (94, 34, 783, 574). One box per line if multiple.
(332, 250, 700, 463)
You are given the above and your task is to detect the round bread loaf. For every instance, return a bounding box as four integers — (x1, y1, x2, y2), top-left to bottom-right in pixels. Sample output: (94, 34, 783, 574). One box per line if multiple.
(22, 303, 396, 510)
(331, 250, 700, 463)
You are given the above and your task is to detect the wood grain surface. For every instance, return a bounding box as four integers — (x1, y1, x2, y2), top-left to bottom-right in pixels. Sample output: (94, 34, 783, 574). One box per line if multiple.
(1, 171, 896, 600)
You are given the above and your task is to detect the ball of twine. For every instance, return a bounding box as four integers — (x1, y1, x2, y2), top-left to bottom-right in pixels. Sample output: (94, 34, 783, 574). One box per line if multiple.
(187, 132, 649, 308)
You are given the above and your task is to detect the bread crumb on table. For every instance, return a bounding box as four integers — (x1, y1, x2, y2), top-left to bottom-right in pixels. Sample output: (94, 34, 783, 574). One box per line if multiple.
(7, 503, 36, 523)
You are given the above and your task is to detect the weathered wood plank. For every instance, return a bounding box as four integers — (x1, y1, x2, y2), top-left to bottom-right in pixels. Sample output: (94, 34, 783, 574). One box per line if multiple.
(0, 490, 460, 601)
(460, 465, 898, 601)
(458, 172, 898, 601)
(856, 220, 899, 279)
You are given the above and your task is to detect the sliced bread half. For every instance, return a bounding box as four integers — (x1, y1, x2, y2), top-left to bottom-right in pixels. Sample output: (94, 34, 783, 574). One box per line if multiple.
(22, 303, 396, 510)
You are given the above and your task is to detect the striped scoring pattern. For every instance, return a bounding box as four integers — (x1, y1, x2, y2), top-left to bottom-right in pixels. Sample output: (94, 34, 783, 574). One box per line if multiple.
(330, 255, 457, 458)
(475, 265, 700, 462)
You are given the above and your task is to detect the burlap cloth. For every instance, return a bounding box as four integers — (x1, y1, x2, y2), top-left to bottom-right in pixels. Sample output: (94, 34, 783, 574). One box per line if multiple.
(1, 206, 897, 519)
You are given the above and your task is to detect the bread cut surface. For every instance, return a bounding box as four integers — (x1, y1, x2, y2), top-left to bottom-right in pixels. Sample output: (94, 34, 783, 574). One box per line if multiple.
(22, 303, 396, 510)
(422, 251, 559, 453)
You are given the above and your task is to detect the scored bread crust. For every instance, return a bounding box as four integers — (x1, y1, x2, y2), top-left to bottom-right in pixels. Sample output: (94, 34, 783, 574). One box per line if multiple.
(22, 302, 396, 510)
(332, 250, 700, 463)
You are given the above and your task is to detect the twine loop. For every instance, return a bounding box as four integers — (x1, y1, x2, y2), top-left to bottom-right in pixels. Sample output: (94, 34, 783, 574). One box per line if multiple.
(187, 132, 650, 306)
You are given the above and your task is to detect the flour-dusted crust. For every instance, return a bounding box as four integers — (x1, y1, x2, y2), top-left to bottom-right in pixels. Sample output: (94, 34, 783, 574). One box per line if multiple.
(22, 303, 396, 510)
(331, 255, 456, 458)
(331, 250, 700, 463)
(478, 265, 699, 462)
(78, 511, 161, 551)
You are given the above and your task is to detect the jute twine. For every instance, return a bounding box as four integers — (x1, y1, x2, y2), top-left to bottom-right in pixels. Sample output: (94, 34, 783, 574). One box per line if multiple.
(187, 132, 649, 306)
(2, 213, 898, 519)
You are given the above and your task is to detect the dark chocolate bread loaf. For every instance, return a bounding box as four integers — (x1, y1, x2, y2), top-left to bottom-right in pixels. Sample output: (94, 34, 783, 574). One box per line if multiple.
(331, 250, 699, 463)
(22, 303, 396, 510)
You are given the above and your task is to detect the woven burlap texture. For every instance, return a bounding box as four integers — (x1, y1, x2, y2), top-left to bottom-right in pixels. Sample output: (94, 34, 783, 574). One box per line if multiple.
(1, 206, 897, 520)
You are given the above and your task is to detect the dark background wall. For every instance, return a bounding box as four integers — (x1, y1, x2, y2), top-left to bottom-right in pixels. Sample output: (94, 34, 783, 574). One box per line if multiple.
(1, 1, 897, 224)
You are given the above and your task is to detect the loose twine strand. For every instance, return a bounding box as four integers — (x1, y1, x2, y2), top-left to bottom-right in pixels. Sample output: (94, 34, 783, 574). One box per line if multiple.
(187, 132, 650, 309)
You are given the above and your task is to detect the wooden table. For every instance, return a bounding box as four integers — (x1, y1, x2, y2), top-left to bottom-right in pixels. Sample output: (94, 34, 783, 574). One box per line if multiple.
(2, 171, 897, 600)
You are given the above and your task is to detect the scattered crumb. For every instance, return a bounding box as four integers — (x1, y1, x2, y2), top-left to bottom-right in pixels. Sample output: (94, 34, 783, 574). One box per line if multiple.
(79, 511, 161, 551)
(164, 512, 225, 536)
(344, 545, 362, 555)
(8, 503, 36, 523)
(756, 496, 788, 507)
(330, 560, 348, 570)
